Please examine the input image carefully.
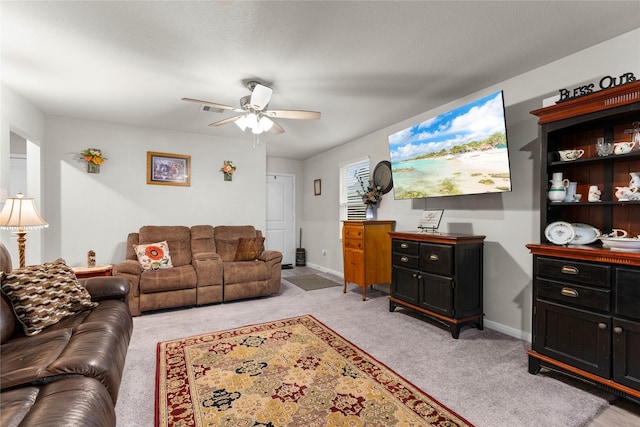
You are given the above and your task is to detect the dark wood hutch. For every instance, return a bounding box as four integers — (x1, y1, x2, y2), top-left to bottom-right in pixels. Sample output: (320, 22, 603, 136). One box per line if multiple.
(527, 81, 640, 401)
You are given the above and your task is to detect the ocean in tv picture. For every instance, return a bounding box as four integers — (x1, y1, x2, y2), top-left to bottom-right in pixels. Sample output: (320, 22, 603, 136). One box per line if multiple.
(392, 147, 511, 199)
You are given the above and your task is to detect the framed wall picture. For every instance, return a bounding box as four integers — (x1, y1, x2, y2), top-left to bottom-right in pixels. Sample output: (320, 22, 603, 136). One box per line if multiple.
(147, 151, 191, 186)
(314, 179, 321, 196)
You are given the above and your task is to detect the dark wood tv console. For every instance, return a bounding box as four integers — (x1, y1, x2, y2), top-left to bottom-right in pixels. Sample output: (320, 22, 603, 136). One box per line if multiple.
(388, 232, 485, 338)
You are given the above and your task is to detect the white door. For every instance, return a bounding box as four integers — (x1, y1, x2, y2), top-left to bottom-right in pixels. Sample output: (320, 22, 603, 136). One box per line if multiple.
(266, 174, 295, 266)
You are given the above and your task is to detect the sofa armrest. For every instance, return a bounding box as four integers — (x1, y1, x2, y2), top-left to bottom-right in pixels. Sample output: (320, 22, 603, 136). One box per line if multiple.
(112, 260, 142, 316)
(80, 276, 130, 302)
(259, 250, 283, 265)
(113, 259, 142, 275)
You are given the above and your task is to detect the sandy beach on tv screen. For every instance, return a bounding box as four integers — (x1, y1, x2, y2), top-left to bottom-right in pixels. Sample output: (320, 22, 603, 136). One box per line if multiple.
(393, 148, 511, 198)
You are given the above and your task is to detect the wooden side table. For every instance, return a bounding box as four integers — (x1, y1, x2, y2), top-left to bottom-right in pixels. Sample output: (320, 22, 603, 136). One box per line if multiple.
(72, 264, 113, 279)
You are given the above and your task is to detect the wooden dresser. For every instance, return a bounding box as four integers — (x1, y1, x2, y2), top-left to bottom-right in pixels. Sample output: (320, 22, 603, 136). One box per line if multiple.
(389, 232, 485, 338)
(342, 220, 395, 300)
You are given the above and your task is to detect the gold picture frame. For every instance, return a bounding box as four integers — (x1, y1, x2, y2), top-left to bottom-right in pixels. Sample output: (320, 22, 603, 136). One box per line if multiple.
(147, 151, 191, 186)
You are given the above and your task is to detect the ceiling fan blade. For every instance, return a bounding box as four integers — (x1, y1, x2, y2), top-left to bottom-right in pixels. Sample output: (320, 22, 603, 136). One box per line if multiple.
(182, 97, 243, 112)
(264, 109, 321, 120)
(208, 116, 243, 127)
(249, 84, 273, 111)
(269, 120, 285, 134)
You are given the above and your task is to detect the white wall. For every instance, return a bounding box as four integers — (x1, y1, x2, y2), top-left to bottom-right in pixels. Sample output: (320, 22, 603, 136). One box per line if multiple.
(42, 116, 267, 265)
(298, 29, 640, 339)
(2, 29, 638, 338)
(1, 84, 45, 266)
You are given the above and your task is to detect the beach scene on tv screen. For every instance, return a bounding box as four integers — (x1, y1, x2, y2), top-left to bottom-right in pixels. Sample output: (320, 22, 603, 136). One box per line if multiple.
(388, 91, 512, 199)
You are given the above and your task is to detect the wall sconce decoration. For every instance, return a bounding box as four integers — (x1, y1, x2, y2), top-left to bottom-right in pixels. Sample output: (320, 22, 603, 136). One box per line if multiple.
(81, 148, 107, 173)
(220, 161, 236, 181)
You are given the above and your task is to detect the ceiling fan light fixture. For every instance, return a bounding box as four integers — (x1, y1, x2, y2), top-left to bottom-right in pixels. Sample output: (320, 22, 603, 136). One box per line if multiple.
(252, 124, 264, 135)
(246, 113, 258, 129)
(235, 116, 248, 131)
(259, 116, 274, 132)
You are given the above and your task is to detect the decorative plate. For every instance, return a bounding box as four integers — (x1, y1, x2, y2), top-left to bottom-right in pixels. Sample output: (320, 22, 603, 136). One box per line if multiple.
(545, 221, 576, 245)
(569, 223, 601, 245)
(599, 236, 640, 251)
(373, 160, 393, 194)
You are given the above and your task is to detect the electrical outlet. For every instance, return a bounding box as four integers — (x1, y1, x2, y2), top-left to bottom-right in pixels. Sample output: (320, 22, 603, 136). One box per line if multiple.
(322, 249, 327, 256)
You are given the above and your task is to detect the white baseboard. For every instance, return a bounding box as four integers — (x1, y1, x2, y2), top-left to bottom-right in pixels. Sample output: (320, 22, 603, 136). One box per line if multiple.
(484, 319, 531, 342)
(302, 263, 532, 343)
(304, 262, 343, 278)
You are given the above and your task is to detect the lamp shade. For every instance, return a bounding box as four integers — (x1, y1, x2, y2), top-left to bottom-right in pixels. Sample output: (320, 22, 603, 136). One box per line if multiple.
(0, 193, 48, 230)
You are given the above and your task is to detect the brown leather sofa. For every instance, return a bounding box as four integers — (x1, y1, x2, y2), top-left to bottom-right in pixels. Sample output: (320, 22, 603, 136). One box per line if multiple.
(0, 243, 133, 427)
(113, 225, 282, 316)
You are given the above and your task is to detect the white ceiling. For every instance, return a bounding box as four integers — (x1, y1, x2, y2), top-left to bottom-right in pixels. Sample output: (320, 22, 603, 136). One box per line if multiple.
(2, 1, 639, 159)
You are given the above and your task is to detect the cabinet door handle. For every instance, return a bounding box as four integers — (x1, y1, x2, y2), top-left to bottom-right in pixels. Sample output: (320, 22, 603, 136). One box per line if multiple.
(400, 243, 409, 249)
(400, 256, 409, 263)
(614, 327, 623, 334)
(429, 254, 439, 261)
(560, 287, 578, 298)
(598, 323, 608, 330)
(560, 265, 579, 275)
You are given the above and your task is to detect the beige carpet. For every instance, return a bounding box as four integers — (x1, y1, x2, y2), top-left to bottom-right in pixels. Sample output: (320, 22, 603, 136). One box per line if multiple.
(285, 274, 341, 291)
(156, 315, 472, 426)
(117, 277, 614, 427)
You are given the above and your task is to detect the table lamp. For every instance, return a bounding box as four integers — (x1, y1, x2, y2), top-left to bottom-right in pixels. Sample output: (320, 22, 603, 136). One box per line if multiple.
(0, 193, 49, 268)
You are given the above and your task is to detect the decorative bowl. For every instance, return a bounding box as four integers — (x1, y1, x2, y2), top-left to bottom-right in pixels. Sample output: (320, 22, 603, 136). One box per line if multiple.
(599, 236, 640, 251)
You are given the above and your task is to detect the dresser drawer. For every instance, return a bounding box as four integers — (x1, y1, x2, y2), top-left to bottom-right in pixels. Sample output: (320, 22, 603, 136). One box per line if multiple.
(344, 238, 364, 250)
(536, 257, 610, 288)
(392, 239, 419, 255)
(393, 253, 420, 269)
(343, 226, 364, 240)
(419, 243, 453, 275)
(537, 278, 610, 312)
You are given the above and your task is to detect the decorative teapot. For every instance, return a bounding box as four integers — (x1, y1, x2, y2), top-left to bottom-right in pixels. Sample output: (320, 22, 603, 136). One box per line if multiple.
(614, 141, 636, 155)
(615, 186, 639, 201)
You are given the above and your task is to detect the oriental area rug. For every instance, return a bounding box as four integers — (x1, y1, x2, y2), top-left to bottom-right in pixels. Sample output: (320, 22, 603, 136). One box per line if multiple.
(156, 315, 472, 427)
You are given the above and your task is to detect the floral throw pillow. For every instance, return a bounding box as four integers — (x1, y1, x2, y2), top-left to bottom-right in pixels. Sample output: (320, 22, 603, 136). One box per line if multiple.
(234, 237, 265, 261)
(133, 241, 173, 271)
(0, 258, 98, 336)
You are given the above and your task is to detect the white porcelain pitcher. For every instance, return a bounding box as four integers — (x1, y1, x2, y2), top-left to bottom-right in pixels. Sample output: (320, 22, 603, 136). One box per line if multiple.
(548, 178, 569, 202)
(630, 172, 640, 188)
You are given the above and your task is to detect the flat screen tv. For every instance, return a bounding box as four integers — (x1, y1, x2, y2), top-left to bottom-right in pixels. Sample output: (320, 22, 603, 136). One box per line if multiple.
(388, 90, 512, 199)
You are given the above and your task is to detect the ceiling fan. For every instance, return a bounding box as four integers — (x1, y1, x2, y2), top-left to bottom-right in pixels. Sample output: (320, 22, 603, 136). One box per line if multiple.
(182, 81, 321, 135)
